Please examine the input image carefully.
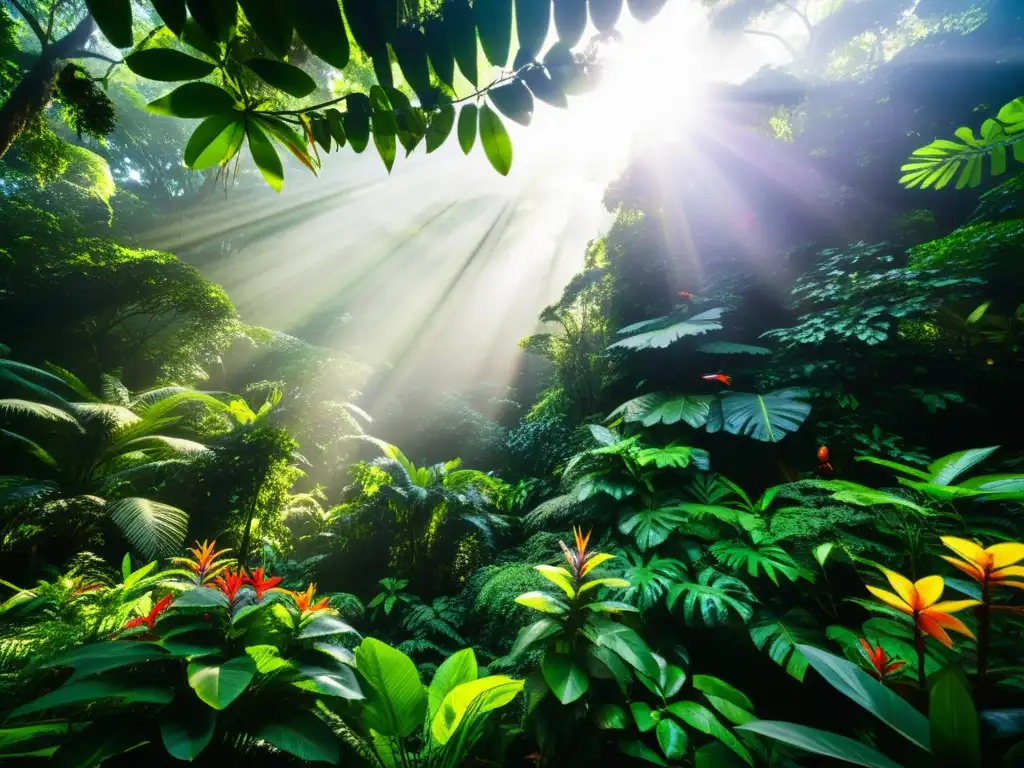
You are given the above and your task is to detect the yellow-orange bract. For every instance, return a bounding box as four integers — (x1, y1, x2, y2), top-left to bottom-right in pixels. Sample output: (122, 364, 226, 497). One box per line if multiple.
(286, 583, 332, 615)
(866, 569, 979, 648)
(941, 536, 1024, 590)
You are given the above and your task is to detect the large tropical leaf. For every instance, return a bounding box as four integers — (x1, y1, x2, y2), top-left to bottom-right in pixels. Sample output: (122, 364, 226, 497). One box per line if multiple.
(618, 550, 688, 611)
(106, 498, 189, 559)
(354, 638, 426, 739)
(737, 721, 902, 768)
(926, 446, 999, 486)
(697, 342, 772, 355)
(618, 504, 686, 551)
(668, 568, 755, 626)
(749, 610, 821, 682)
(633, 444, 710, 471)
(609, 308, 726, 350)
(608, 393, 716, 428)
(430, 675, 523, 744)
(709, 541, 808, 585)
(712, 389, 811, 442)
(0, 399, 80, 427)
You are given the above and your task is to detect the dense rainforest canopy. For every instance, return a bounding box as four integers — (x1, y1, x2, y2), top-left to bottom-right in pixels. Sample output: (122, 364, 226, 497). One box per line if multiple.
(2, 0, 1024, 765)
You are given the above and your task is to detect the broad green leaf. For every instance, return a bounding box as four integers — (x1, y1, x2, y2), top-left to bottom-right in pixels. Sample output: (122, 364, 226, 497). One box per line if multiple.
(160, 705, 215, 761)
(0, 723, 82, 758)
(737, 721, 902, 768)
(692, 675, 754, 713)
(146, 82, 235, 117)
(657, 717, 689, 760)
(595, 703, 630, 729)
(855, 455, 932, 481)
(244, 58, 316, 98)
(424, 18, 454, 88)
(541, 653, 589, 704)
(475, 0, 513, 66)
(292, 661, 363, 699)
(374, 132, 397, 174)
(929, 669, 980, 768)
(50, 719, 146, 768)
(535, 565, 575, 598)
(618, 505, 685, 551)
(509, 617, 562, 657)
(425, 104, 455, 153)
(715, 389, 812, 443)
(488, 79, 534, 126)
(430, 675, 523, 744)
(668, 701, 752, 765)
(578, 577, 631, 594)
(589, 614, 659, 677)
(11, 680, 174, 717)
(296, 612, 358, 639)
(187, 656, 257, 710)
(609, 393, 716, 428)
(255, 712, 339, 764)
(86, 0, 133, 47)
(427, 649, 478, 726)
(630, 701, 657, 732)
(749, 611, 819, 682)
(172, 587, 229, 609)
(325, 108, 346, 147)
(966, 301, 991, 324)
(479, 103, 513, 176)
(927, 446, 999, 486)
(238, 0, 292, 58)
(260, 115, 318, 172)
(584, 600, 639, 614)
(521, 66, 569, 107)
(355, 638, 426, 738)
(245, 644, 293, 675)
(457, 103, 477, 154)
(124, 48, 216, 81)
(611, 308, 725, 350)
(446, 0, 478, 85)
(554, 0, 587, 46)
(516, 0, 550, 62)
(514, 590, 568, 614)
(292, 0, 350, 68)
(619, 738, 669, 766)
(798, 645, 930, 750)
(181, 17, 222, 58)
(698, 342, 772, 355)
(392, 26, 433, 102)
(152, 0, 187, 35)
(246, 118, 284, 192)
(342, 94, 371, 153)
(183, 113, 245, 170)
(185, 0, 237, 42)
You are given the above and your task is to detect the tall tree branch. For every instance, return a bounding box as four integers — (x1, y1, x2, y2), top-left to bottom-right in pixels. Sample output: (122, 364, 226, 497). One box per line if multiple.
(779, 1, 813, 36)
(8, 0, 48, 45)
(743, 29, 799, 60)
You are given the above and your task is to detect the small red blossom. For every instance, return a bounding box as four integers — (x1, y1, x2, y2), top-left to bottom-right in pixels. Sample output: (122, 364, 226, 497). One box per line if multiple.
(858, 638, 907, 680)
(214, 567, 247, 602)
(124, 593, 173, 631)
(285, 583, 332, 615)
(244, 567, 283, 601)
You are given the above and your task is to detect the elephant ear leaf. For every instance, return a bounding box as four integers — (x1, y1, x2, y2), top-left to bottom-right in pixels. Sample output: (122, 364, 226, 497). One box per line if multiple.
(609, 308, 726, 351)
(714, 389, 811, 442)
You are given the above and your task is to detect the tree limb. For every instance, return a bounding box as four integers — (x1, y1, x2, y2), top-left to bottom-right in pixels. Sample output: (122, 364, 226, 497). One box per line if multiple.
(9, 0, 48, 45)
(743, 29, 799, 60)
(779, 1, 813, 36)
(69, 51, 122, 65)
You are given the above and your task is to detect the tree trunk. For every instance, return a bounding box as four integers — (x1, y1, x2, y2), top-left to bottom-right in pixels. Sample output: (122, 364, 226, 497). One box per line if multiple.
(0, 14, 96, 161)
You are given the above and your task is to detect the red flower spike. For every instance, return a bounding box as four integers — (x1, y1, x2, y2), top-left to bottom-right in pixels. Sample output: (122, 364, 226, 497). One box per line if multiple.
(123, 593, 173, 631)
(214, 567, 247, 602)
(857, 638, 907, 680)
(245, 567, 283, 602)
(173, 539, 232, 584)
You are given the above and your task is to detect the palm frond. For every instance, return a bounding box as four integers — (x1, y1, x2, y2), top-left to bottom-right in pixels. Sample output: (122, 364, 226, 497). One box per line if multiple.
(105, 497, 188, 559)
(115, 435, 212, 457)
(0, 399, 80, 428)
(0, 429, 59, 470)
(0, 359, 78, 404)
(99, 374, 131, 406)
(44, 364, 100, 402)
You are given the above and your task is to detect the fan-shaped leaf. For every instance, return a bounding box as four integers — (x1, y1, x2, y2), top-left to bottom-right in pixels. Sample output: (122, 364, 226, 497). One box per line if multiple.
(106, 498, 188, 559)
(610, 308, 725, 350)
(714, 389, 811, 442)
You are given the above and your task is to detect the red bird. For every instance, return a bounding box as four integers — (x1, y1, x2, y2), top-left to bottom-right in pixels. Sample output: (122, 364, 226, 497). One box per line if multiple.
(701, 373, 732, 386)
(817, 445, 834, 475)
(678, 291, 694, 300)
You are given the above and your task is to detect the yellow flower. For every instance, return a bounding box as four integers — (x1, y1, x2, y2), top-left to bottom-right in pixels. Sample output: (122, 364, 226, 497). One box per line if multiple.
(941, 537, 1024, 590)
(867, 569, 979, 648)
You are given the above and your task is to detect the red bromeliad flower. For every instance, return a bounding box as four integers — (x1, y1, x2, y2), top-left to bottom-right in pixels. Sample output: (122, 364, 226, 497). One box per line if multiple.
(214, 567, 247, 602)
(285, 583, 331, 615)
(173, 540, 231, 584)
(858, 638, 907, 680)
(245, 567, 283, 601)
(124, 594, 173, 630)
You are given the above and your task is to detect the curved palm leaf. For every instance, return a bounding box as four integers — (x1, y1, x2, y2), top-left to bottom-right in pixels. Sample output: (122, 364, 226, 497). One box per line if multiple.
(608, 393, 716, 428)
(0, 399, 80, 427)
(106, 497, 188, 559)
(0, 359, 79, 403)
(711, 389, 812, 442)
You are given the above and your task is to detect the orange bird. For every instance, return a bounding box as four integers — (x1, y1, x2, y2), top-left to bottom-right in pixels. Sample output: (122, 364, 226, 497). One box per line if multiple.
(678, 291, 694, 300)
(817, 445, 834, 474)
(701, 373, 731, 386)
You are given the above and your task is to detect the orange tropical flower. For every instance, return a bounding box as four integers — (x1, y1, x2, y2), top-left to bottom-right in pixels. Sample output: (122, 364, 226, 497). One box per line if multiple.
(245, 567, 283, 601)
(866, 569, 979, 648)
(558, 526, 594, 576)
(940, 536, 1024, 591)
(124, 593, 173, 630)
(286, 583, 331, 615)
(858, 638, 906, 680)
(213, 567, 247, 602)
(173, 540, 231, 584)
